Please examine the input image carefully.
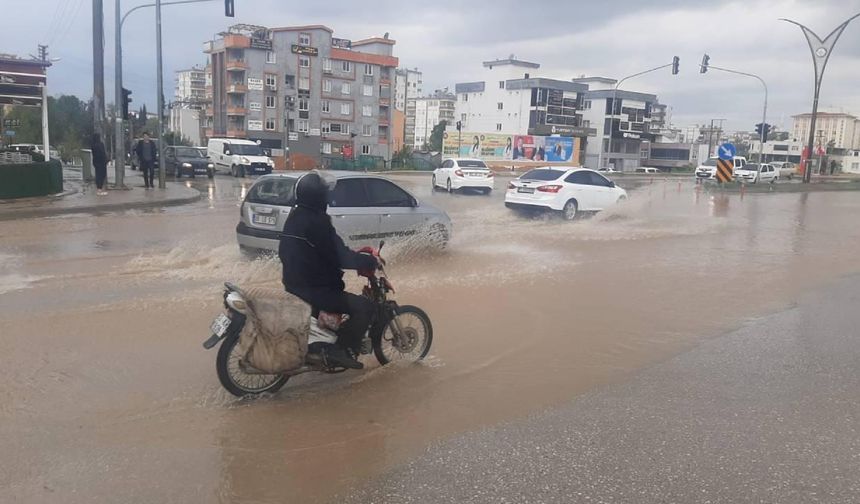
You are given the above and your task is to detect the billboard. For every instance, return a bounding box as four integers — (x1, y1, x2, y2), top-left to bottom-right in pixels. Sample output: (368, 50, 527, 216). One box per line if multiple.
(512, 135, 546, 161)
(442, 132, 514, 159)
(545, 136, 575, 162)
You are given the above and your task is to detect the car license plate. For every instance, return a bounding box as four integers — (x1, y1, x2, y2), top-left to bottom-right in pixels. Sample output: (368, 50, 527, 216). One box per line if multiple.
(252, 214, 277, 225)
(210, 313, 231, 337)
(517, 187, 535, 194)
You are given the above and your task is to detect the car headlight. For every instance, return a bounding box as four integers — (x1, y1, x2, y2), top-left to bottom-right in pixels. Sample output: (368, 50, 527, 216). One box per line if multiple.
(207, 163, 214, 169)
(182, 162, 192, 168)
(241, 157, 250, 164)
(267, 158, 274, 166)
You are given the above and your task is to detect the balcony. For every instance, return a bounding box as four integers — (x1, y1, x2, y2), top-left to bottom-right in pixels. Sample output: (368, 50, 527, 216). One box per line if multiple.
(226, 60, 247, 71)
(227, 106, 247, 116)
(378, 117, 390, 126)
(380, 78, 391, 86)
(227, 128, 246, 138)
(378, 98, 390, 107)
(223, 34, 250, 49)
(204, 128, 214, 138)
(227, 84, 247, 94)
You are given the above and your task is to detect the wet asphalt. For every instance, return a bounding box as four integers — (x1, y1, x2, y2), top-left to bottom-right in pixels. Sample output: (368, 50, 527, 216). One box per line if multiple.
(342, 275, 860, 504)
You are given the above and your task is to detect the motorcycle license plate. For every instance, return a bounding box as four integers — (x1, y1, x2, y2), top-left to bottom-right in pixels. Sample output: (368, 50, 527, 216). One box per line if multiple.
(252, 214, 277, 226)
(210, 313, 231, 336)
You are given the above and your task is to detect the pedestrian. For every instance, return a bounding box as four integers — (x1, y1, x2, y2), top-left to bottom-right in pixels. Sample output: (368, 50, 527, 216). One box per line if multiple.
(135, 132, 157, 188)
(91, 133, 108, 196)
(830, 159, 837, 175)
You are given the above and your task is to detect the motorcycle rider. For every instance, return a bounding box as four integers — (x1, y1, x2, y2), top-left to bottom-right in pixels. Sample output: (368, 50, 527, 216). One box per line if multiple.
(278, 171, 378, 369)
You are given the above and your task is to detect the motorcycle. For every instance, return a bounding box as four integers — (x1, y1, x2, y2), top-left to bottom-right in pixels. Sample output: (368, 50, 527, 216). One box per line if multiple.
(202, 242, 433, 397)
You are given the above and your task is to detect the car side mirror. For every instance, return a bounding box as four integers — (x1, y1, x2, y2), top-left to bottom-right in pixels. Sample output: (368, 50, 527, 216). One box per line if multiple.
(410, 197, 418, 207)
(609, 181, 616, 188)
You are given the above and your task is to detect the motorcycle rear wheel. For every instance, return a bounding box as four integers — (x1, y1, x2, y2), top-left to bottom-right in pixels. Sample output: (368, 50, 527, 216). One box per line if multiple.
(216, 328, 289, 397)
(374, 305, 433, 365)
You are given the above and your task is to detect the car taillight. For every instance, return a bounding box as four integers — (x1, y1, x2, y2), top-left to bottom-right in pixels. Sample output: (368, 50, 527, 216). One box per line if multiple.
(454, 169, 464, 177)
(537, 185, 562, 193)
(507, 182, 515, 190)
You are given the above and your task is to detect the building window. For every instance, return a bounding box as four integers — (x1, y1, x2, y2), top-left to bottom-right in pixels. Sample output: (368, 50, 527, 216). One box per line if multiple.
(322, 122, 330, 133)
(266, 51, 276, 64)
(297, 119, 309, 133)
(342, 61, 351, 72)
(299, 77, 310, 90)
(364, 64, 374, 76)
(284, 74, 295, 88)
(298, 97, 309, 111)
(299, 32, 311, 46)
(341, 103, 351, 115)
(583, 100, 591, 110)
(362, 124, 373, 136)
(265, 74, 277, 89)
(499, 81, 505, 89)
(265, 118, 276, 130)
(323, 58, 332, 72)
(361, 144, 370, 155)
(323, 79, 332, 93)
(497, 102, 503, 110)
(322, 142, 332, 154)
(496, 123, 502, 131)
(341, 82, 351, 95)
(321, 100, 330, 113)
(583, 120, 590, 128)
(266, 95, 276, 108)
(299, 56, 310, 68)
(362, 84, 373, 97)
(362, 105, 372, 117)
(462, 93, 468, 102)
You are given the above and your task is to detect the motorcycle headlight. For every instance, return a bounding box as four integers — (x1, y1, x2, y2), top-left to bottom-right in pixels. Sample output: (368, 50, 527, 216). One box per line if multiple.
(207, 163, 214, 169)
(182, 162, 192, 168)
(241, 157, 250, 164)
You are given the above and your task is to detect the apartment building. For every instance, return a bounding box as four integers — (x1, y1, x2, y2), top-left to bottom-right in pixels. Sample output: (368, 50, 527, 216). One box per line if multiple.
(792, 111, 859, 150)
(204, 24, 399, 167)
(407, 90, 455, 149)
(394, 67, 422, 112)
(170, 66, 207, 145)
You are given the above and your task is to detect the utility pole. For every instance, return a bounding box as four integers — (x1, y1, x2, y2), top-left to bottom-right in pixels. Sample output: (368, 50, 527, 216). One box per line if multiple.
(113, 0, 125, 187)
(92, 0, 105, 136)
(155, 0, 166, 189)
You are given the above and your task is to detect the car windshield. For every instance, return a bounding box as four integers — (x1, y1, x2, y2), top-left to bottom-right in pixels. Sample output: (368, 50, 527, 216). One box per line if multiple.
(231, 144, 264, 156)
(246, 177, 297, 206)
(174, 147, 205, 158)
(521, 169, 564, 181)
(743, 164, 760, 171)
(458, 160, 488, 168)
(702, 159, 718, 166)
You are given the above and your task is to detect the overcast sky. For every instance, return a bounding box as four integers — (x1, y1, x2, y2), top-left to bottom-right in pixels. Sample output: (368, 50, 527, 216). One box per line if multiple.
(5, 0, 860, 131)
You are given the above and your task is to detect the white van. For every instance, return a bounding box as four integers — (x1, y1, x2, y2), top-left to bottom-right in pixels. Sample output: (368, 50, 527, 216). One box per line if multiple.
(695, 156, 747, 180)
(207, 138, 274, 177)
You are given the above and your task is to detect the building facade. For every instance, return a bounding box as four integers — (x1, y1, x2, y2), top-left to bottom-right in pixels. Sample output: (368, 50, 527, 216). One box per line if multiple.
(175, 66, 207, 105)
(791, 111, 859, 150)
(407, 90, 455, 149)
(394, 67, 422, 112)
(205, 24, 399, 167)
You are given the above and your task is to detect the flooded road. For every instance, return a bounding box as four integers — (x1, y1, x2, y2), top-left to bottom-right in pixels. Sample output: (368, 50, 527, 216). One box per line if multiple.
(2, 174, 860, 503)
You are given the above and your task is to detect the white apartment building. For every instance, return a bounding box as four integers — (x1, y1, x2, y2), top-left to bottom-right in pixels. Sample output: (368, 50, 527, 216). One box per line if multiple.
(408, 91, 455, 149)
(394, 67, 422, 112)
(792, 111, 859, 149)
(175, 66, 207, 105)
(454, 58, 592, 137)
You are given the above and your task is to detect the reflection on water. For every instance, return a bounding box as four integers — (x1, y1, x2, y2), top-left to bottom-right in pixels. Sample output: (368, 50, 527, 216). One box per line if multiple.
(3, 180, 860, 503)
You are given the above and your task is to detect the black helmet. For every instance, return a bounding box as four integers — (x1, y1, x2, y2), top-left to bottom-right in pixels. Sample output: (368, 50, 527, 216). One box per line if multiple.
(295, 171, 335, 212)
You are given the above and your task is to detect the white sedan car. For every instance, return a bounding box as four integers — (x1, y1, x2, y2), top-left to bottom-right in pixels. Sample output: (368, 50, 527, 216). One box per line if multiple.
(734, 163, 778, 184)
(433, 158, 495, 194)
(505, 167, 627, 220)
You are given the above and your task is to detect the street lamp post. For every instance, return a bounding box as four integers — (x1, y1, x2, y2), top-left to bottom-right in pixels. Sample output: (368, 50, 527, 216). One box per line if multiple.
(781, 13, 860, 183)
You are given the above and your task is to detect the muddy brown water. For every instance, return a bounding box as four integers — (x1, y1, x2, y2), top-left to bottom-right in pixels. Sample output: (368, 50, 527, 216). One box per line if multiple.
(2, 176, 860, 503)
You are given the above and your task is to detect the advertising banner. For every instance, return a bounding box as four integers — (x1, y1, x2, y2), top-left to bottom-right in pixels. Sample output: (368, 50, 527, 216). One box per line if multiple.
(443, 132, 514, 159)
(513, 135, 546, 161)
(443, 130, 580, 164)
(545, 136, 575, 162)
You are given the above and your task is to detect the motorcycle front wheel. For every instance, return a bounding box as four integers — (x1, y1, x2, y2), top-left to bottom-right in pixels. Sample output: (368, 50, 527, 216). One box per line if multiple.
(216, 328, 289, 397)
(374, 305, 433, 365)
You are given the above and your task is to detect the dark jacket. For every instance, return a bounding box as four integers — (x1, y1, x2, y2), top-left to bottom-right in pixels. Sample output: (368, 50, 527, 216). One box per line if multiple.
(91, 135, 107, 168)
(135, 139, 157, 164)
(278, 174, 376, 305)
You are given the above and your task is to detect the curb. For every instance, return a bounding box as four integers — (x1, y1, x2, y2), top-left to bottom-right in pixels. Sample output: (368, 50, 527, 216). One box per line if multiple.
(0, 188, 203, 221)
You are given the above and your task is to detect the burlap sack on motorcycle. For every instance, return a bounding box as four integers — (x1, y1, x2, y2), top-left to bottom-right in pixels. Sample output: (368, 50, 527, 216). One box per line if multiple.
(235, 286, 311, 374)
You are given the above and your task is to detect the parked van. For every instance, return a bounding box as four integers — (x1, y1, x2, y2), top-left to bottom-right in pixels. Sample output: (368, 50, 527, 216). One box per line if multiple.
(207, 138, 274, 177)
(695, 156, 747, 180)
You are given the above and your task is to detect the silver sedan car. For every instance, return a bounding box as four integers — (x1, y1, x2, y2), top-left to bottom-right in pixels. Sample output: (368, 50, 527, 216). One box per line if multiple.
(236, 171, 452, 254)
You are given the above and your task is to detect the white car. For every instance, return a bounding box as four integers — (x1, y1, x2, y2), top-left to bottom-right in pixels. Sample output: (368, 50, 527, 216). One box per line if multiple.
(635, 167, 660, 174)
(771, 161, 796, 180)
(695, 156, 747, 180)
(597, 167, 619, 174)
(433, 158, 495, 194)
(734, 163, 778, 184)
(505, 167, 627, 220)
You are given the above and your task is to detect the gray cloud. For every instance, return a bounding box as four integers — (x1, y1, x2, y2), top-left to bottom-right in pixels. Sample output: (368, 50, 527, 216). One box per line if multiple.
(4, 0, 860, 131)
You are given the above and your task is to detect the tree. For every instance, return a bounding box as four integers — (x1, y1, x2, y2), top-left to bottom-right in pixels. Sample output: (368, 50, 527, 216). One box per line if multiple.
(163, 131, 192, 146)
(429, 120, 447, 152)
(392, 144, 413, 165)
(3, 95, 93, 161)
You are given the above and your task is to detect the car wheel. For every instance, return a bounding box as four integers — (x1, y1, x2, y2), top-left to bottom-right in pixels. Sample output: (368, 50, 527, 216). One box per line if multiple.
(231, 165, 237, 177)
(562, 199, 578, 221)
(239, 166, 246, 178)
(446, 178, 453, 193)
(432, 174, 437, 190)
(617, 195, 627, 204)
(482, 188, 492, 195)
(208, 169, 214, 179)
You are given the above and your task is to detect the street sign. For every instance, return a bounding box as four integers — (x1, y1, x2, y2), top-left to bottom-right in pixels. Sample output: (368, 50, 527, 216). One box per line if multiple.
(716, 158, 733, 183)
(5, 130, 15, 137)
(718, 142, 736, 160)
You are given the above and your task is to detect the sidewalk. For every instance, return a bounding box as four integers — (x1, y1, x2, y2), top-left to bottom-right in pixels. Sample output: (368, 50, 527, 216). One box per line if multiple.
(0, 167, 202, 220)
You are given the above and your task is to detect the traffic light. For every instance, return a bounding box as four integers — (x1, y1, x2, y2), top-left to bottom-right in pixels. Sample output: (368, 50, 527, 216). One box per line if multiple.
(755, 123, 772, 143)
(671, 56, 680, 75)
(121, 88, 132, 120)
(700, 54, 710, 74)
(225, 0, 234, 17)
(456, 120, 462, 131)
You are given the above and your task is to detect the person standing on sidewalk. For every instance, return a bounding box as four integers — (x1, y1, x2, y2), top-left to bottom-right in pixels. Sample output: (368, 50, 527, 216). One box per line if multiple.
(91, 133, 108, 196)
(135, 132, 157, 189)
